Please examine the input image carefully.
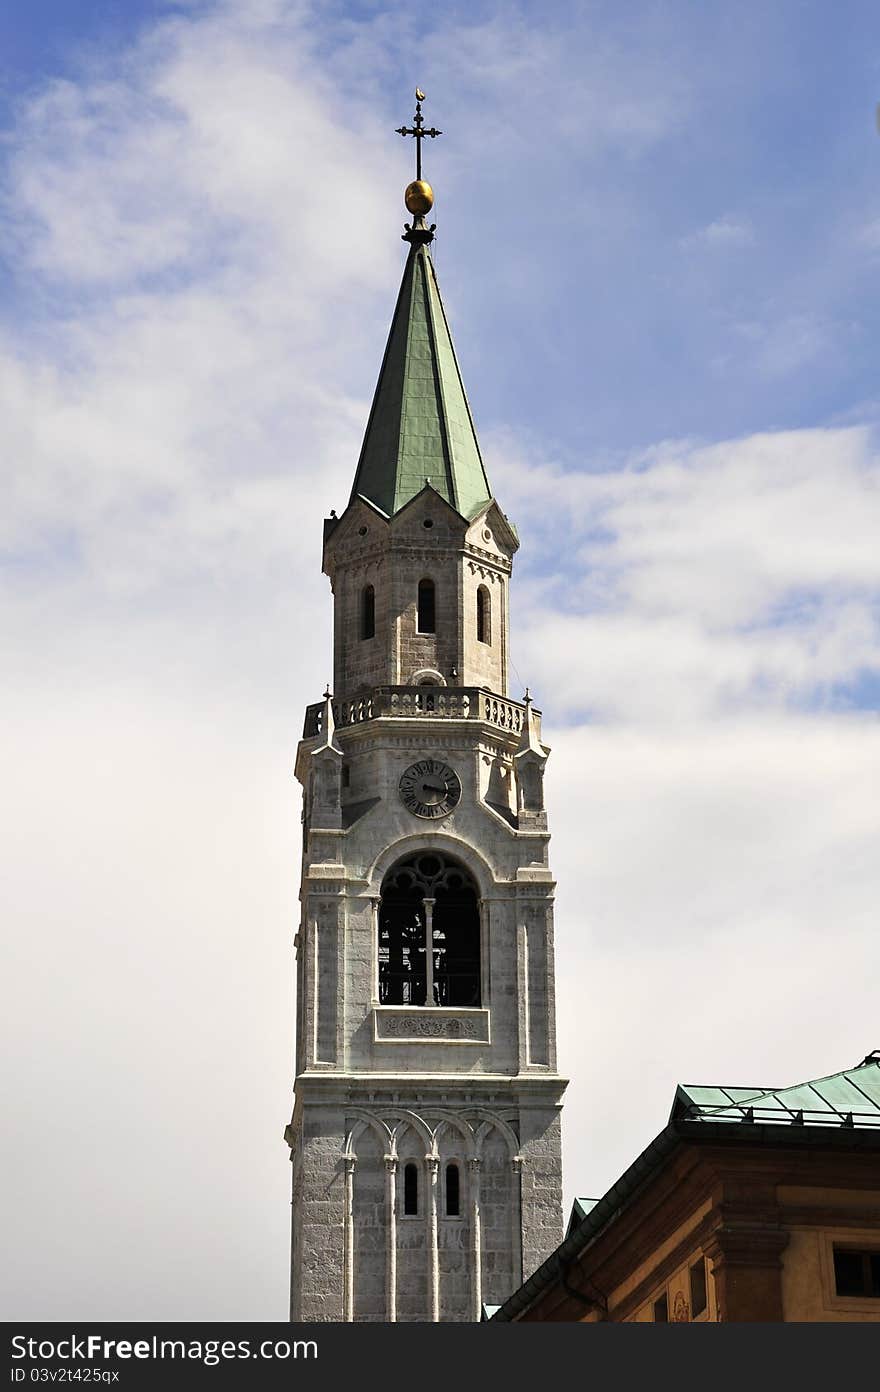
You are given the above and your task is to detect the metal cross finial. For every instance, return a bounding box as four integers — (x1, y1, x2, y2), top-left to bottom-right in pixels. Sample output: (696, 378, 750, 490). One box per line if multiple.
(395, 88, 442, 182)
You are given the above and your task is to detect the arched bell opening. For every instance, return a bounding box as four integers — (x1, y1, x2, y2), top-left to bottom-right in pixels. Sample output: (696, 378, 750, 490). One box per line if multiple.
(378, 851, 480, 1008)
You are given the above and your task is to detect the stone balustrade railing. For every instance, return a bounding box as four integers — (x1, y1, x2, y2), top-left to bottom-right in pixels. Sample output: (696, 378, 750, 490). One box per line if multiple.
(303, 686, 537, 739)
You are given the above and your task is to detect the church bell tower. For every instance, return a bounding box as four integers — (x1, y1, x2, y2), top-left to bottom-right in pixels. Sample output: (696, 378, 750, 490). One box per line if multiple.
(285, 94, 566, 1322)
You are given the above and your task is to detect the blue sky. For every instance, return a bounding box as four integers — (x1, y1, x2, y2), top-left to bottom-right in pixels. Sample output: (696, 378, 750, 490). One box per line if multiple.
(4, 1, 880, 456)
(2, 0, 879, 1320)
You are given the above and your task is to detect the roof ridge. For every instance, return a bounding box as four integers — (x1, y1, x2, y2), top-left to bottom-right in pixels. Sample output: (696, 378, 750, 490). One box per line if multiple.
(420, 246, 456, 509)
(681, 1057, 879, 1112)
(424, 249, 491, 503)
(393, 246, 424, 513)
(844, 1069, 880, 1112)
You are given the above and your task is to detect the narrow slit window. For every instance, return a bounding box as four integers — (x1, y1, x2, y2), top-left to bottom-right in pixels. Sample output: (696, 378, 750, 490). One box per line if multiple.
(653, 1292, 668, 1322)
(476, 585, 491, 644)
(445, 1162, 460, 1217)
(361, 584, 375, 640)
(403, 1162, 419, 1216)
(417, 579, 436, 634)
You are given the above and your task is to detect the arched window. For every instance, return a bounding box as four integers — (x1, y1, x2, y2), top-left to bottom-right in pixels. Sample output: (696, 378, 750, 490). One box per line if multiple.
(445, 1162, 460, 1217)
(417, 578, 436, 634)
(377, 852, 480, 1007)
(360, 584, 375, 641)
(476, 585, 491, 644)
(404, 1162, 419, 1216)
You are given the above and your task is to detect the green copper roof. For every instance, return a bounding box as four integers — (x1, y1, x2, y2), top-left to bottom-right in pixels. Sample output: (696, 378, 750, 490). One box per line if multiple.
(350, 241, 492, 519)
(672, 1053, 880, 1129)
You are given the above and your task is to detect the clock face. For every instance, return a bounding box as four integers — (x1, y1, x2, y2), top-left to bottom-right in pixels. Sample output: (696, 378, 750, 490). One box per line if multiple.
(398, 759, 462, 819)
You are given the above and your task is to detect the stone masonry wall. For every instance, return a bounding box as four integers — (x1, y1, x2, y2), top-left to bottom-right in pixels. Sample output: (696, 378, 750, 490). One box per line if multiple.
(325, 494, 515, 700)
(288, 1106, 346, 1322)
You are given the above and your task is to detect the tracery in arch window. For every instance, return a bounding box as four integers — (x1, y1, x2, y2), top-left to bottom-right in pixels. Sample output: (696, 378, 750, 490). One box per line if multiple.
(417, 578, 436, 634)
(476, 585, 491, 644)
(377, 852, 480, 1007)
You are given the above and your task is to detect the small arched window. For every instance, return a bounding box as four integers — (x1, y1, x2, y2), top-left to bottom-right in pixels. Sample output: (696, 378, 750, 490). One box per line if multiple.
(476, 585, 491, 644)
(403, 1162, 419, 1216)
(360, 584, 375, 641)
(417, 578, 436, 634)
(445, 1162, 460, 1217)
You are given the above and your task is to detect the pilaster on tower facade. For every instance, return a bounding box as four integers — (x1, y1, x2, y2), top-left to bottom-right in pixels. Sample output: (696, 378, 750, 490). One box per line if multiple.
(285, 99, 566, 1322)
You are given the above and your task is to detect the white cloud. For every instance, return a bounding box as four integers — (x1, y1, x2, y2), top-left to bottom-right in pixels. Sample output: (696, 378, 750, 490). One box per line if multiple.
(856, 217, 880, 252)
(730, 312, 829, 379)
(491, 425, 880, 721)
(682, 214, 755, 248)
(4, 5, 398, 289)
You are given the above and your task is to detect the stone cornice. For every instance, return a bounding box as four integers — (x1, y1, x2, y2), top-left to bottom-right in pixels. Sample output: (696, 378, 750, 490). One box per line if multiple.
(464, 542, 511, 571)
(292, 1070, 568, 1095)
(703, 1220, 789, 1270)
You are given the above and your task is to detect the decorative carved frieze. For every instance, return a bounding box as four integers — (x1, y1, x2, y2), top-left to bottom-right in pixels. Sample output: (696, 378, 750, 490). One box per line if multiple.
(373, 1007, 491, 1044)
(335, 552, 386, 574)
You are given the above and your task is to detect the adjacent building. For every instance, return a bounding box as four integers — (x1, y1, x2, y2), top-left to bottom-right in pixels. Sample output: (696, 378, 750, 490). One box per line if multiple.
(490, 1053, 880, 1322)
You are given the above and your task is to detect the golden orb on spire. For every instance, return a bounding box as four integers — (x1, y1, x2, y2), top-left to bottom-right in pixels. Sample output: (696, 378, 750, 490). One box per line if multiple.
(405, 179, 434, 215)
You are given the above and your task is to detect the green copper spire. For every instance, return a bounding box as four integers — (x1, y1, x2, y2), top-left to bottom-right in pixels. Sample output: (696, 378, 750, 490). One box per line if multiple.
(350, 93, 492, 519)
(350, 239, 492, 519)
(349, 220, 492, 520)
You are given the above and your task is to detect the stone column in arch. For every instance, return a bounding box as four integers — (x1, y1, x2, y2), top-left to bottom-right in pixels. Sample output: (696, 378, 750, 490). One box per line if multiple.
(468, 1157, 482, 1321)
(426, 1155, 440, 1321)
(511, 1155, 524, 1288)
(384, 1155, 398, 1322)
(423, 897, 435, 1005)
(370, 897, 381, 1002)
(478, 898, 490, 1006)
(343, 1154, 356, 1322)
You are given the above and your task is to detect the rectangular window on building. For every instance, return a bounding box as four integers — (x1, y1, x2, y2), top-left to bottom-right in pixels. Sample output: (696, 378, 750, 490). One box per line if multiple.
(652, 1292, 668, 1322)
(689, 1257, 707, 1317)
(834, 1248, 880, 1298)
